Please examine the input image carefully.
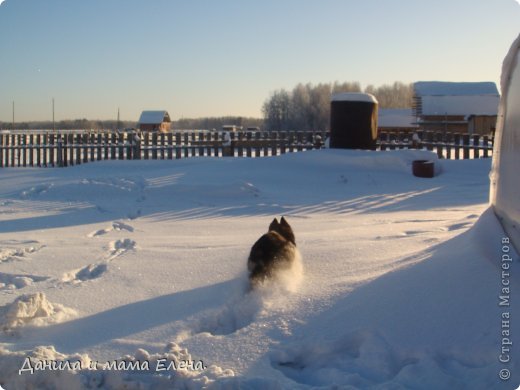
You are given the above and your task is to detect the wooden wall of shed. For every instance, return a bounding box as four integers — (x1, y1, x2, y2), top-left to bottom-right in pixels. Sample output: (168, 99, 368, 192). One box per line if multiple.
(139, 123, 171, 133)
(468, 115, 496, 135)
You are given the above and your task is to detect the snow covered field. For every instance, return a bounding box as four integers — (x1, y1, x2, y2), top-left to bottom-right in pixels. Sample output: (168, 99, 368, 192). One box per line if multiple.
(0, 149, 518, 389)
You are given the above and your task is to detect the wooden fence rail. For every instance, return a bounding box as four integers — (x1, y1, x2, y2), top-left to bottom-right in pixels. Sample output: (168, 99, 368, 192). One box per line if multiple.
(0, 130, 328, 168)
(377, 130, 494, 160)
(0, 130, 494, 168)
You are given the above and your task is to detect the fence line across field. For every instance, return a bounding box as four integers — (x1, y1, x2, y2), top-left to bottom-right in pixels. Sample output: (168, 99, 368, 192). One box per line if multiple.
(0, 130, 327, 168)
(378, 130, 494, 160)
(0, 130, 493, 168)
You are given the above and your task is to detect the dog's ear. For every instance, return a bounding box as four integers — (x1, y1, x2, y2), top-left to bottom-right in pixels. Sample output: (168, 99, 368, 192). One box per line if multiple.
(279, 216, 296, 245)
(280, 216, 290, 228)
(268, 218, 279, 232)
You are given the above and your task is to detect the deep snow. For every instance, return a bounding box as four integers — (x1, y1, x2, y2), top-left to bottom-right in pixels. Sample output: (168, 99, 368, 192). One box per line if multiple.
(0, 149, 518, 389)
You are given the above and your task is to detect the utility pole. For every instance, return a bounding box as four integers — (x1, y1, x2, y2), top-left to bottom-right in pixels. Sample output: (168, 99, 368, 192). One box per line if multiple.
(117, 107, 121, 130)
(52, 98, 55, 132)
(12, 101, 15, 131)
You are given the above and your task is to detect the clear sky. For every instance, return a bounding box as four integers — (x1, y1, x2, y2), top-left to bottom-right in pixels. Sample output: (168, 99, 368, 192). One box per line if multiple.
(0, 0, 519, 122)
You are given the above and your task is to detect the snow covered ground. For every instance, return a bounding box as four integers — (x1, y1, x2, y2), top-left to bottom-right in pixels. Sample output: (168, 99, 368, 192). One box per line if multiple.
(0, 149, 518, 389)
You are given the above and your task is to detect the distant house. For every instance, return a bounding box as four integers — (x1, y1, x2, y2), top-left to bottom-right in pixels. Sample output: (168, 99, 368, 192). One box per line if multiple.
(377, 108, 418, 133)
(138, 111, 171, 133)
(412, 81, 499, 134)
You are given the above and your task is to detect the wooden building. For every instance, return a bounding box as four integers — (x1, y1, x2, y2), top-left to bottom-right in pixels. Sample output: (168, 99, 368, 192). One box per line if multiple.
(138, 111, 171, 132)
(412, 81, 499, 134)
(468, 115, 497, 136)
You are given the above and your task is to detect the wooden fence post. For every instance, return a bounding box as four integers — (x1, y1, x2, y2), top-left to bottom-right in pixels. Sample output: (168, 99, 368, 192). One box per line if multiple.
(125, 132, 133, 160)
(454, 133, 460, 160)
(151, 133, 158, 160)
(63, 134, 68, 167)
(16, 134, 21, 167)
(49, 134, 55, 167)
(73, 134, 80, 165)
(56, 135, 63, 167)
(167, 133, 173, 159)
(96, 134, 102, 161)
(473, 135, 480, 158)
(143, 133, 149, 160)
(118, 133, 125, 160)
(483, 135, 489, 158)
(0, 134, 3, 168)
(462, 134, 470, 160)
(42, 134, 48, 167)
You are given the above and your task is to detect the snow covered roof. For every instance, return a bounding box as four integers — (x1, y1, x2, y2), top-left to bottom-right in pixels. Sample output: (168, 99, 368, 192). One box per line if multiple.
(331, 93, 378, 104)
(420, 95, 499, 116)
(414, 81, 500, 116)
(414, 81, 499, 96)
(378, 108, 417, 128)
(138, 111, 171, 124)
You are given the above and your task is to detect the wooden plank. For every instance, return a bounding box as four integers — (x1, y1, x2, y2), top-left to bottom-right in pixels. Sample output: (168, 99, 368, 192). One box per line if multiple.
(42, 134, 48, 167)
(64, 134, 69, 167)
(67, 134, 73, 166)
(454, 133, 460, 160)
(89, 133, 95, 162)
(167, 133, 173, 159)
(74, 134, 81, 165)
(111, 133, 117, 160)
(160, 133, 165, 159)
(21, 134, 27, 167)
(473, 135, 480, 159)
(462, 134, 470, 160)
(82, 134, 88, 163)
(126, 132, 133, 160)
(16, 134, 21, 167)
(103, 133, 109, 160)
(118, 133, 125, 160)
(152, 132, 158, 160)
(35, 134, 41, 167)
(49, 134, 56, 167)
(97, 133, 102, 161)
(0, 134, 3, 168)
(144, 133, 149, 160)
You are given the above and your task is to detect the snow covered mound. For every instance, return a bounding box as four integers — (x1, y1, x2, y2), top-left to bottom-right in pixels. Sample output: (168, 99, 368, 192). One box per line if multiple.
(0, 293, 77, 333)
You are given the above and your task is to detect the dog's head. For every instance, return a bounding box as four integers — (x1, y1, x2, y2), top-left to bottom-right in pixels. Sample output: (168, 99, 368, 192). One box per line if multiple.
(268, 216, 296, 245)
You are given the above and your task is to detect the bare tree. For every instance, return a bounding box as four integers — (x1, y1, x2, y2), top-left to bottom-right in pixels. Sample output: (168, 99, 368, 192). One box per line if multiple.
(262, 89, 291, 131)
(261, 81, 413, 131)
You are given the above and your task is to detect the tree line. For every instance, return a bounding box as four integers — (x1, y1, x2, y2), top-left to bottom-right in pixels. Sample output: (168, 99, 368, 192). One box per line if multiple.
(1, 81, 412, 132)
(0, 117, 263, 131)
(0, 119, 137, 131)
(174, 116, 263, 131)
(262, 81, 413, 131)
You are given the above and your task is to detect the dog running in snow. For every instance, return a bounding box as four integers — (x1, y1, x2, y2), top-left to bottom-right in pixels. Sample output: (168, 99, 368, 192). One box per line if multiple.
(247, 217, 297, 287)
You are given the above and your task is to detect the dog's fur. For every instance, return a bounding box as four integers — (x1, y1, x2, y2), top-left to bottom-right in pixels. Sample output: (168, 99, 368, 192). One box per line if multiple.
(247, 217, 296, 287)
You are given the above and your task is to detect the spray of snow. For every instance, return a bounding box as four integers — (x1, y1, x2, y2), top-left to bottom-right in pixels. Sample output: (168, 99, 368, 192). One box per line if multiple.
(0, 293, 77, 333)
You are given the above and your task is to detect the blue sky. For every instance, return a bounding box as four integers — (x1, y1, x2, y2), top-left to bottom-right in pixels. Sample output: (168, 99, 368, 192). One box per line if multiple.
(0, 0, 519, 122)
